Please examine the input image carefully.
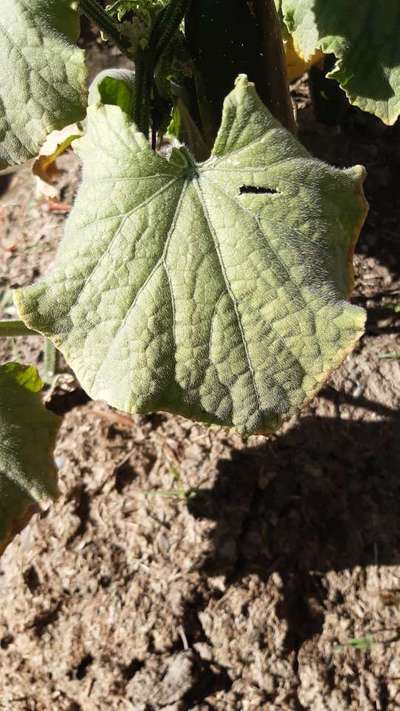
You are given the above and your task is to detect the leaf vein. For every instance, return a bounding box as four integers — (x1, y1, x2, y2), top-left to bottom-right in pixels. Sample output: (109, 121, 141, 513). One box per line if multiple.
(93, 180, 190, 398)
(193, 177, 263, 420)
(204, 176, 308, 379)
(74, 177, 181, 311)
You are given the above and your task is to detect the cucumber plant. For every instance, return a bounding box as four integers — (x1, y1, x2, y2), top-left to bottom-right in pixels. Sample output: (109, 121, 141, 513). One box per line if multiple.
(1, 0, 397, 554)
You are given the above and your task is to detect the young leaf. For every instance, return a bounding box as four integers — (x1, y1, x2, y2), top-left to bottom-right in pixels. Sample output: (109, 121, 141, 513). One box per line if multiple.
(15, 75, 367, 435)
(281, 0, 400, 125)
(0, 363, 60, 555)
(0, 0, 87, 170)
(89, 68, 136, 115)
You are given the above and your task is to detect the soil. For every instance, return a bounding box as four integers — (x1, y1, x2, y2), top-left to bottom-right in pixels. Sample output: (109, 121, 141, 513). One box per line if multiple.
(0, 45, 399, 710)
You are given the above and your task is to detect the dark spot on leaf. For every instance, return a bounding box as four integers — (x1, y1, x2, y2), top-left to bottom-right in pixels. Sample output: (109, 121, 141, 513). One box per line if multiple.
(239, 185, 278, 195)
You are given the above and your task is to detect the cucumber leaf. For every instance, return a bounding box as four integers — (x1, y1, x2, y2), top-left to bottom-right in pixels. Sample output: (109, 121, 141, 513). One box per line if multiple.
(89, 68, 136, 115)
(15, 75, 367, 435)
(0, 0, 87, 170)
(282, 0, 400, 125)
(0, 363, 60, 555)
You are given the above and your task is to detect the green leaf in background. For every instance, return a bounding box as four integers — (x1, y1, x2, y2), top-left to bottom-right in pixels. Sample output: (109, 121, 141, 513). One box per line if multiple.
(88, 68, 136, 115)
(0, 0, 87, 170)
(281, 0, 400, 125)
(106, 1, 167, 55)
(15, 75, 367, 435)
(0, 363, 60, 555)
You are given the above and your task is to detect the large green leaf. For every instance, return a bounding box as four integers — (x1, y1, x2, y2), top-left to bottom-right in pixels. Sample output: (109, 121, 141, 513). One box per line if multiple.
(0, 0, 87, 170)
(15, 75, 367, 435)
(281, 0, 400, 125)
(0, 363, 60, 555)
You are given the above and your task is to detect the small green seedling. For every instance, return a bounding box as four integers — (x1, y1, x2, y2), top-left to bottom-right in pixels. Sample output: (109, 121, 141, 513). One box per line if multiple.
(145, 466, 203, 501)
(334, 626, 400, 653)
(334, 635, 376, 653)
(378, 352, 400, 361)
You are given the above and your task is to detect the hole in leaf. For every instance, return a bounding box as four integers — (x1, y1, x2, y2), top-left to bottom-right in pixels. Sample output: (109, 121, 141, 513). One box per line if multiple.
(239, 185, 278, 195)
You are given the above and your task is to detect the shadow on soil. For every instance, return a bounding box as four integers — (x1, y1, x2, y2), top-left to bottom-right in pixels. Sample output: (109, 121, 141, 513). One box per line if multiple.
(188, 406, 400, 653)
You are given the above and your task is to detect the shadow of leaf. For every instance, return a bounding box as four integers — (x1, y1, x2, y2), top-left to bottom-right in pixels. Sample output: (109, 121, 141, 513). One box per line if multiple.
(188, 412, 400, 651)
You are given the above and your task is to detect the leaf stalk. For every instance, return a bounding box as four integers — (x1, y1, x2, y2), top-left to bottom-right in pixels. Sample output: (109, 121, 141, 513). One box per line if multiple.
(133, 0, 192, 136)
(0, 320, 39, 338)
(44, 342, 60, 382)
(251, 0, 296, 134)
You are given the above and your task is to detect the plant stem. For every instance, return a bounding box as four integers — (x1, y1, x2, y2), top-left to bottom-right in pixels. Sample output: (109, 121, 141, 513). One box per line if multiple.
(79, 0, 131, 57)
(151, 0, 192, 65)
(251, 0, 296, 134)
(133, 0, 191, 136)
(0, 320, 39, 337)
(133, 49, 153, 135)
(186, 0, 296, 155)
(44, 342, 59, 382)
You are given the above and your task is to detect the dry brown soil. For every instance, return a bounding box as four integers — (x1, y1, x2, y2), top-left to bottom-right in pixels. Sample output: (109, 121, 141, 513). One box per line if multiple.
(0, 55, 399, 710)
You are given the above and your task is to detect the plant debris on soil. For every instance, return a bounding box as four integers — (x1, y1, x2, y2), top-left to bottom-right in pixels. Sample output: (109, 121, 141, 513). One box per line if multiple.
(0, 48, 399, 710)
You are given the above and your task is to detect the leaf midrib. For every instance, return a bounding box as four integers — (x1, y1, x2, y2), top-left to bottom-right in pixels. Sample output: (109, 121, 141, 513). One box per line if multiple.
(202, 174, 311, 383)
(193, 176, 263, 420)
